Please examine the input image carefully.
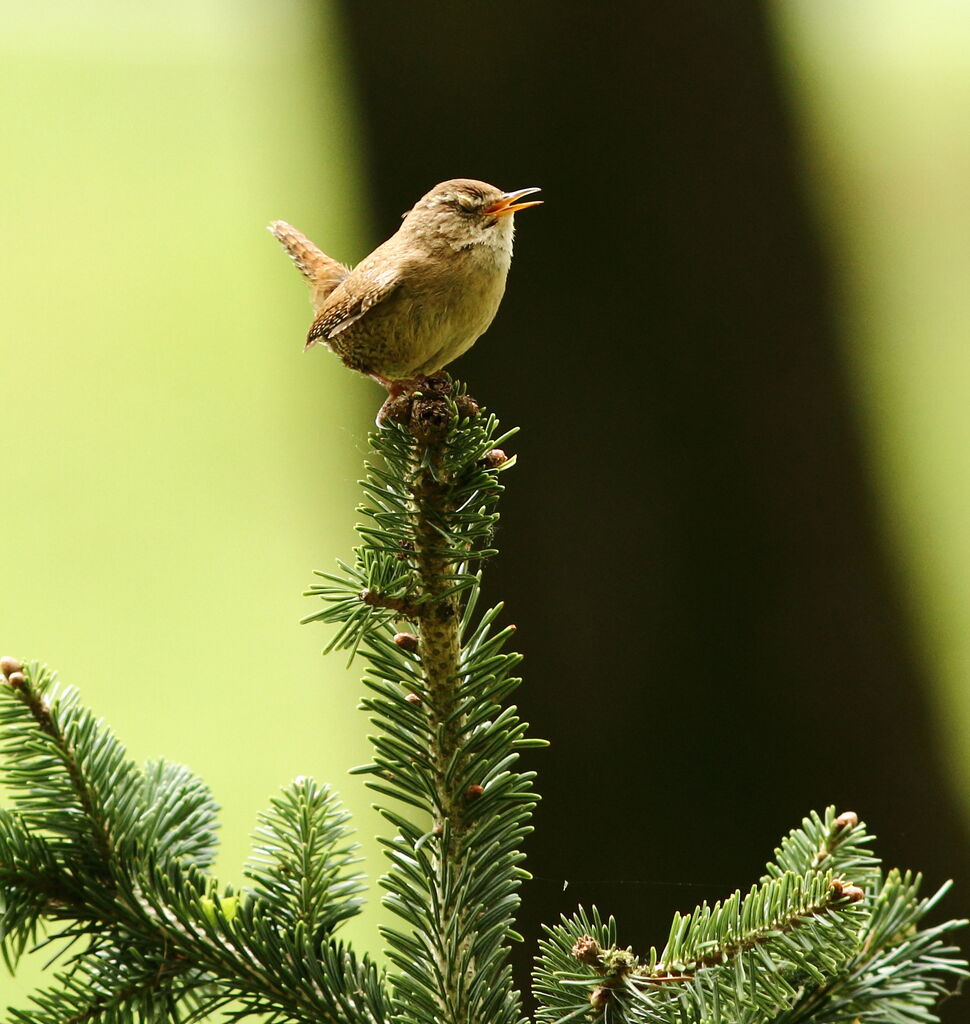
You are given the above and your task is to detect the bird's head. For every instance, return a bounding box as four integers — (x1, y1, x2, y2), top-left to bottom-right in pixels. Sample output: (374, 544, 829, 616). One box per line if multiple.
(402, 179, 542, 253)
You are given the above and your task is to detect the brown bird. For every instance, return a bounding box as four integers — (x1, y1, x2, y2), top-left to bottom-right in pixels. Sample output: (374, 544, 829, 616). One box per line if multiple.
(269, 179, 541, 394)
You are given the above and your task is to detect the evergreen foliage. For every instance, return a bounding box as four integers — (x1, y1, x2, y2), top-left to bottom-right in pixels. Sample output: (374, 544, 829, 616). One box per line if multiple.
(535, 809, 965, 1024)
(1, 376, 965, 1023)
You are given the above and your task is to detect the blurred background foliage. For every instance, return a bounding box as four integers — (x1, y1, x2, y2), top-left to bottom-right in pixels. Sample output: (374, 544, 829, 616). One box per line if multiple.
(774, 0, 970, 824)
(2, 1, 969, 1020)
(0, 0, 380, 1001)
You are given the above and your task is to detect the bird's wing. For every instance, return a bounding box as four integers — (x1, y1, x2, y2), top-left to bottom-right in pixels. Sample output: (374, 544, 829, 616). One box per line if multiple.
(306, 267, 401, 350)
(268, 220, 350, 312)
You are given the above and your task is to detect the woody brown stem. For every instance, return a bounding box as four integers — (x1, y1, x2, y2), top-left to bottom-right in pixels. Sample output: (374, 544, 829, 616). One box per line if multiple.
(360, 589, 421, 619)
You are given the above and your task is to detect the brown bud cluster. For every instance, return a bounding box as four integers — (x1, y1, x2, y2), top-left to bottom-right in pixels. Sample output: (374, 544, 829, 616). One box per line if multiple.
(454, 393, 480, 420)
(377, 391, 417, 427)
(411, 397, 452, 441)
(589, 986, 612, 1010)
(571, 934, 603, 967)
(394, 632, 419, 652)
(484, 448, 508, 469)
(465, 784, 485, 801)
(834, 810, 859, 831)
(376, 373, 480, 439)
(830, 878, 865, 903)
(1, 657, 25, 690)
(1, 656, 23, 678)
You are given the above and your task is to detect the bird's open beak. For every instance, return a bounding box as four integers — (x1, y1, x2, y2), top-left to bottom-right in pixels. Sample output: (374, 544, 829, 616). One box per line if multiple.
(484, 187, 543, 218)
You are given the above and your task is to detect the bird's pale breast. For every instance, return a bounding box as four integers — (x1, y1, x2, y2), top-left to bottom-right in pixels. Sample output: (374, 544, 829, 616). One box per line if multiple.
(329, 242, 511, 380)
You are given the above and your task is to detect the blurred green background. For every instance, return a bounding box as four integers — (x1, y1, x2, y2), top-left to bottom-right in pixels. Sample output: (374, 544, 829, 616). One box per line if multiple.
(3, 1, 970, 1020)
(0, 0, 381, 1002)
(774, 1, 970, 821)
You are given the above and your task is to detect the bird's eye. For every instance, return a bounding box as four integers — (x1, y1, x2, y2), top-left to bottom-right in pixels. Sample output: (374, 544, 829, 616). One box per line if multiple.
(449, 191, 483, 214)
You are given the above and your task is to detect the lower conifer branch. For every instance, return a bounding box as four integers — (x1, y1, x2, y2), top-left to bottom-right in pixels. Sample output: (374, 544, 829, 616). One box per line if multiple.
(4, 668, 116, 873)
(637, 876, 864, 983)
(1, 661, 380, 1024)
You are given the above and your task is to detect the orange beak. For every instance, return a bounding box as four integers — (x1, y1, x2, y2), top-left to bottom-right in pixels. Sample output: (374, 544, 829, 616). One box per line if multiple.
(484, 186, 543, 218)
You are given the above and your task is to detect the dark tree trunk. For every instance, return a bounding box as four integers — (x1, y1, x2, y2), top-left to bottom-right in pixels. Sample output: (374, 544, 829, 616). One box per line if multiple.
(336, 4, 969, 1017)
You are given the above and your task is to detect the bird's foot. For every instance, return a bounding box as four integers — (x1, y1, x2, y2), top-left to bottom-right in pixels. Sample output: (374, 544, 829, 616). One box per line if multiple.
(374, 375, 426, 426)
